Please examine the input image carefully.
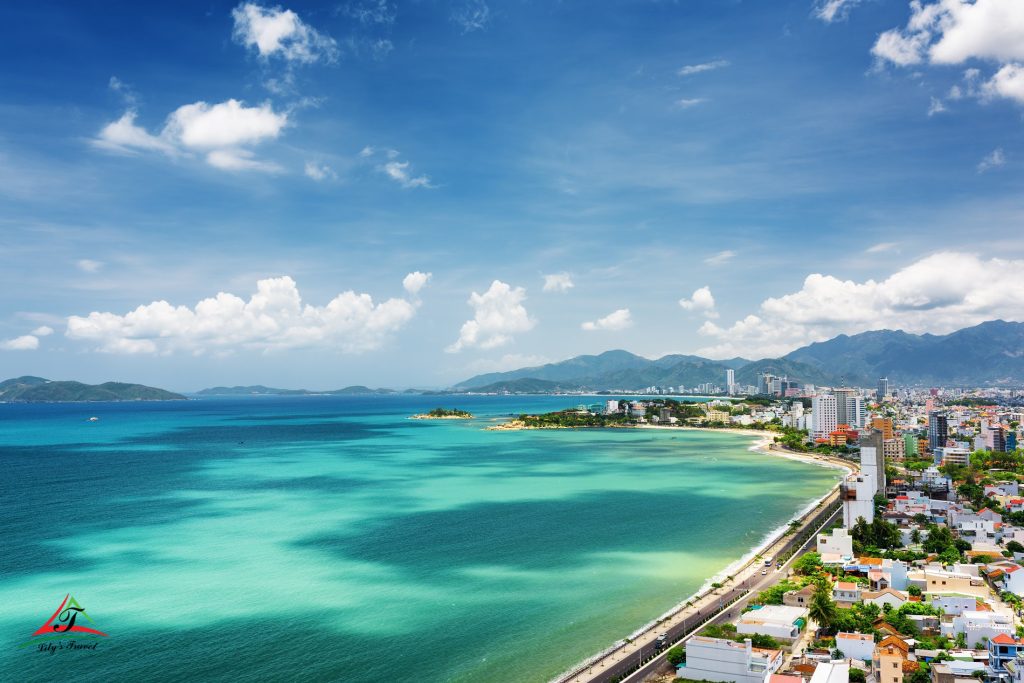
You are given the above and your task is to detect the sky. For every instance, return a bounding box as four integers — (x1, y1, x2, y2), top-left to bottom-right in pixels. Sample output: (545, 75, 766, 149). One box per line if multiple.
(2, 0, 1024, 391)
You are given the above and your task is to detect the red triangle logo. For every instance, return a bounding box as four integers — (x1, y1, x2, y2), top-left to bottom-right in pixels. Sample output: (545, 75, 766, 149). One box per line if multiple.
(31, 594, 107, 638)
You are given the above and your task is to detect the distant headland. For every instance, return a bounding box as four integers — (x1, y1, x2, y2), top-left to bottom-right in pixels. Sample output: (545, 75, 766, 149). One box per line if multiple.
(0, 376, 186, 403)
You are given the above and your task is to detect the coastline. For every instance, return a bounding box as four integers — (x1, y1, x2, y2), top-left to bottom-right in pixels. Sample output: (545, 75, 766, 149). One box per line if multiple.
(547, 427, 851, 683)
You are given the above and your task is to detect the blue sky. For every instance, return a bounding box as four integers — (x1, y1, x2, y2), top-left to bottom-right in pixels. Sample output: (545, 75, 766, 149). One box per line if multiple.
(2, 0, 1023, 390)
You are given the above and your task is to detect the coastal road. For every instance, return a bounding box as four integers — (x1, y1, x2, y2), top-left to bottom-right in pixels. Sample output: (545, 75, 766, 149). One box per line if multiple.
(554, 486, 845, 683)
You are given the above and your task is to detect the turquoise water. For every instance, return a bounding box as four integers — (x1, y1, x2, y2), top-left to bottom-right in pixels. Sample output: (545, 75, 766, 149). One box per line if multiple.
(0, 396, 839, 682)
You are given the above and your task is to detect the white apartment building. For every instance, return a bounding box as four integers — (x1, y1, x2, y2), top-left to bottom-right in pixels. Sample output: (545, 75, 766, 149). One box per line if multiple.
(817, 527, 854, 560)
(736, 605, 807, 642)
(812, 394, 837, 439)
(842, 445, 880, 528)
(681, 636, 783, 683)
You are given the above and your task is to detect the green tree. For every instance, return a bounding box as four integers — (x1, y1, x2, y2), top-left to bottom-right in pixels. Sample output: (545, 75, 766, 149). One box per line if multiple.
(848, 669, 866, 683)
(793, 552, 823, 576)
(666, 646, 686, 665)
(809, 577, 838, 633)
(1007, 540, 1024, 554)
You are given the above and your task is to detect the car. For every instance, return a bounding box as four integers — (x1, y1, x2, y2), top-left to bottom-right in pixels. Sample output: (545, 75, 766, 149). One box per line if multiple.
(761, 569, 768, 575)
(655, 634, 668, 650)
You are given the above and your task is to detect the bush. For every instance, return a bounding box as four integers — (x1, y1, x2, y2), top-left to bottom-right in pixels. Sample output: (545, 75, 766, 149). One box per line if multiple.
(667, 645, 686, 665)
(849, 669, 866, 683)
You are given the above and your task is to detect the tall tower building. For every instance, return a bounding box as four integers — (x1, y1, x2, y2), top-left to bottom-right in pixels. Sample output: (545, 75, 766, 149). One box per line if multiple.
(726, 369, 735, 395)
(860, 430, 886, 493)
(845, 396, 866, 429)
(812, 394, 838, 439)
(928, 411, 948, 451)
(834, 388, 857, 426)
(876, 377, 890, 402)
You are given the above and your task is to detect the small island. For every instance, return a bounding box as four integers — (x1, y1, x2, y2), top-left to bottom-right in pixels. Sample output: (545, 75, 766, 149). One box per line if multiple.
(411, 407, 475, 419)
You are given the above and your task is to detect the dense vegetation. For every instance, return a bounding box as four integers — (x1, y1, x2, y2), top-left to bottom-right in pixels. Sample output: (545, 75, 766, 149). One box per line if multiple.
(422, 408, 474, 418)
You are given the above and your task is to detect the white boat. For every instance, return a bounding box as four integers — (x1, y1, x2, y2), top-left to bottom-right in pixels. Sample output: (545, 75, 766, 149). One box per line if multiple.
(88, 417, 99, 422)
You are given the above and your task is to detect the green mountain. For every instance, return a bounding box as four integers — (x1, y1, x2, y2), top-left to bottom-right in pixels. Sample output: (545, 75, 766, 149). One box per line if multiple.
(0, 377, 186, 403)
(783, 320, 1024, 386)
(452, 320, 1024, 391)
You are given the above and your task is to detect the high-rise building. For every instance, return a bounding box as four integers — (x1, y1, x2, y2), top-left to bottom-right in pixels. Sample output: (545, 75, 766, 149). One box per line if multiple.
(928, 411, 948, 451)
(726, 369, 735, 395)
(860, 430, 886, 493)
(989, 426, 1007, 453)
(834, 388, 857, 426)
(812, 394, 838, 439)
(845, 396, 866, 429)
(903, 432, 918, 458)
(876, 377, 890, 402)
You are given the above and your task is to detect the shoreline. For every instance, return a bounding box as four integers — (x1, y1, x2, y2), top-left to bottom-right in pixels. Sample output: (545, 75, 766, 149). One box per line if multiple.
(547, 428, 852, 683)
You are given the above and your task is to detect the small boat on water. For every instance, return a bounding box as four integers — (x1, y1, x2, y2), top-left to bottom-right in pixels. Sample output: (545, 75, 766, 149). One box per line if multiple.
(88, 416, 99, 422)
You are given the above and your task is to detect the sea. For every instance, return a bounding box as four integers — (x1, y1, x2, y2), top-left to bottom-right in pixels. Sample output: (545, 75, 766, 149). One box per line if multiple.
(0, 395, 840, 682)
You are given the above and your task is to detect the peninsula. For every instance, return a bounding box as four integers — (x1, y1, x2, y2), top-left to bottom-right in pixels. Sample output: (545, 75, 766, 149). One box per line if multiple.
(0, 376, 186, 403)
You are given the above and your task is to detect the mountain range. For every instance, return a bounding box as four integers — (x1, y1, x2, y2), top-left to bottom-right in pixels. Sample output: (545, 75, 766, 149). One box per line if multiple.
(0, 376, 186, 402)
(454, 320, 1024, 392)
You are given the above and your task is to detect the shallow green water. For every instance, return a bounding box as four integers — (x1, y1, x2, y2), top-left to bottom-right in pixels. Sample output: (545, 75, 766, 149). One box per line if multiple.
(0, 395, 839, 682)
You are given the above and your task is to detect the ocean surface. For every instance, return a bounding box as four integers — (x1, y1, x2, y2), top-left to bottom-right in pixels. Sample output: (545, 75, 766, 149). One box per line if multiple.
(0, 395, 840, 682)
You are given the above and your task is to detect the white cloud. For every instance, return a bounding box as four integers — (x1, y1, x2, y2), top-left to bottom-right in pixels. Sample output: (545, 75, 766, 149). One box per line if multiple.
(927, 96, 948, 115)
(402, 271, 431, 295)
(983, 63, 1024, 103)
(207, 149, 283, 172)
(382, 160, 432, 188)
(77, 259, 104, 273)
(92, 111, 177, 155)
(31, 326, 54, 337)
(447, 280, 535, 352)
(678, 286, 718, 318)
(865, 241, 899, 253)
(704, 250, 735, 266)
(677, 60, 729, 76)
(304, 161, 336, 181)
(451, 0, 490, 33)
(695, 252, 1024, 358)
(674, 98, 707, 109)
(165, 100, 287, 149)
(542, 273, 574, 293)
(94, 99, 288, 173)
(231, 3, 338, 64)
(1, 335, 39, 351)
(581, 308, 633, 332)
(873, 1, 1024, 103)
(815, 0, 863, 23)
(977, 147, 1006, 173)
(65, 275, 422, 355)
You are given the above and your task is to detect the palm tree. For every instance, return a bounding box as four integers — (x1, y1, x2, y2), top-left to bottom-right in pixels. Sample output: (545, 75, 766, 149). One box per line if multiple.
(808, 577, 838, 634)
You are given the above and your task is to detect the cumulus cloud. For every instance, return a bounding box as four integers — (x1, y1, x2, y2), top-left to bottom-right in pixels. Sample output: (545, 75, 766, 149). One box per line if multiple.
(232, 3, 338, 64)
(31, 326, 54, 337)
(695, 252, 1024, 358)
(704, 250, 735, 266)
(542, 273, 574, 293)
(678, 286, 718, 318)
(815, 0, 863, 23)
(77, 259, 104, 273)
(581, 308, 632, 332)
(977, 147, 1006, 173)
(1, 335, 40, 351)
(304, 161, 336, 181)
(382, 160, 432, 188)
(447, 280, 535, 352)
(873, 0, 1024, 103)
(93, 99, 288, 172)
(402, 271, 431, 295)
(677, 60, 729, 76)
(65, 275, 424, 355)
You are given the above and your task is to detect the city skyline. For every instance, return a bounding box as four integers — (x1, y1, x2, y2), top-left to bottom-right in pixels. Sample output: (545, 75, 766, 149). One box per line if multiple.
(2, 1, 1024, 389)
